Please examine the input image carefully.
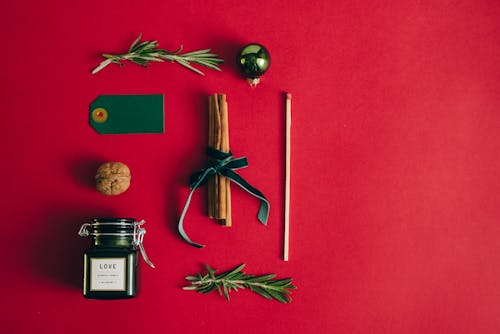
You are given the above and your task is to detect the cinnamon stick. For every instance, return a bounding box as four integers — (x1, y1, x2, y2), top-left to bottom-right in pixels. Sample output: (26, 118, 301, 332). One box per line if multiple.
(208, 95, 215, 218)
(214, 95, 224, 221)
(207, 93, 232, 226)
(219, 94, 231, 226)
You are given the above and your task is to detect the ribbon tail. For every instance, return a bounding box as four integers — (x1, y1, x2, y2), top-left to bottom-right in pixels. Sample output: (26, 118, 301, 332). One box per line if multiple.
(222, 169, 270, 225)
(177, 187, 205, 248)
(177, 168, 214, 248)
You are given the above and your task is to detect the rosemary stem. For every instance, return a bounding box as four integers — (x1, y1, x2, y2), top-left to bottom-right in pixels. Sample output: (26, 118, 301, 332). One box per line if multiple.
(195, 278, 287, 292)
(91, 58, 113, 75)
(91, 35, 223, 75)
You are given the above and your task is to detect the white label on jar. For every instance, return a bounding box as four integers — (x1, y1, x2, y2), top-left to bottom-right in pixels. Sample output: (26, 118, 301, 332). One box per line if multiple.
(90, 258, 126, 291)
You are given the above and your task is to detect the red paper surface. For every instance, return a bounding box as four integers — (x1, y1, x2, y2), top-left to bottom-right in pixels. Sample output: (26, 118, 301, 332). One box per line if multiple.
(1, 0, 500, 333)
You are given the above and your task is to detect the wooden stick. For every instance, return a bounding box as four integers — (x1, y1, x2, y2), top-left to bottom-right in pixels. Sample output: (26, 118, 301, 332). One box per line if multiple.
(284, 92, 292, 261)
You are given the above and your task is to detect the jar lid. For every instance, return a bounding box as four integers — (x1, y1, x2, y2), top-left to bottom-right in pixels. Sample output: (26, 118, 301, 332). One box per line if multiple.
(91, 217, 136, 224)
(82, 218, 137, 236)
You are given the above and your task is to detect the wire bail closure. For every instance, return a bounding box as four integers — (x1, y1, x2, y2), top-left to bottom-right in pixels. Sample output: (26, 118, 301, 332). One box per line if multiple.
(133, 220, 155, 268)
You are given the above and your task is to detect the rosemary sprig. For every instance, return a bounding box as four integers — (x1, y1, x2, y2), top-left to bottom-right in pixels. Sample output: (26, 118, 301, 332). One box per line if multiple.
(91, 34, 224, 75)
(183, 264, 296, 303)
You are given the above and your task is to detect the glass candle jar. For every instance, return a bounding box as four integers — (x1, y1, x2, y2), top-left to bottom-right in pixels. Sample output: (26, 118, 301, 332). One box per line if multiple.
(78, 218, 154, 299)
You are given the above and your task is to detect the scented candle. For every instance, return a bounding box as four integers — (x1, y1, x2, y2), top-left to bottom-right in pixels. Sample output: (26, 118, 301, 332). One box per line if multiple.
(78, 218, 154, 299)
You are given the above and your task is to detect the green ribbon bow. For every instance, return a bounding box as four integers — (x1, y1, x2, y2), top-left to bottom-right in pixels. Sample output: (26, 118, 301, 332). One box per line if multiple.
(178, 147, 270, 248)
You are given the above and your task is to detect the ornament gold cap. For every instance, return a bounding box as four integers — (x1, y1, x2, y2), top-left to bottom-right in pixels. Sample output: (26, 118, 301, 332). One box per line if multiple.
(247, 77, 261, 87)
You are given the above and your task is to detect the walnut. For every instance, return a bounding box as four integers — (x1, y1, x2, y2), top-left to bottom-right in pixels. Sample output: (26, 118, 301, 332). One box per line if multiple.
(95, 162, 131, 195)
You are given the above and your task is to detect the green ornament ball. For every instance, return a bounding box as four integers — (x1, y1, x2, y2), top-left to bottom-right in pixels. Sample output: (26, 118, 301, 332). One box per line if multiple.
(237, 43, 271, 87)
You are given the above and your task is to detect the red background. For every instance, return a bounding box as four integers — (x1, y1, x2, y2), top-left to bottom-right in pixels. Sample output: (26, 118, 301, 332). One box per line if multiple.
(1, 0, 500, 333)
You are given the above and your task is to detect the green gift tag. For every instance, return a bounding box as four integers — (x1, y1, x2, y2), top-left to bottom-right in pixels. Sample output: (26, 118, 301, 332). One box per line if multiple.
(89, 94, 164, 134)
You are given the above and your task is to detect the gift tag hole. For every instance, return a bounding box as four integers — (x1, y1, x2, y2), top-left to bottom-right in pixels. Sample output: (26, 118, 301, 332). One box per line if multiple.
(92, 108, 108, 123)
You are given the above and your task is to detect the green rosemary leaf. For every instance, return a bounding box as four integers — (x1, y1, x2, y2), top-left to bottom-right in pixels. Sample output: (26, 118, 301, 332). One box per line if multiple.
(133, 41, 157, 53)
(180, 49, 213, 56)
(193, 59, 222, 71)
(233, 272, 247, 280)
(266, 288, 290, 304)
(198, 284, 214, 294)
(223, 285, 230, 300)
(191, 57, 224, 63)
(248, 285, 273, 300)
(218, 263, 246, 279)
(129, 57, 148, 66)
(174, 58, 205, 75)
(246, 274, 276, 282)
(206, 264, 216, 279)
(267, 278, 293, 286)
(197, 53, 222, 59)
(227, 281, 244, 290)
(128, 34, 143, 52)
(156, 46, 183, 55)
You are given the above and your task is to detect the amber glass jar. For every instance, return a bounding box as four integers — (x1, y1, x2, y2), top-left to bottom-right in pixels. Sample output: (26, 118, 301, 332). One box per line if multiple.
(78, 218, 154, 299)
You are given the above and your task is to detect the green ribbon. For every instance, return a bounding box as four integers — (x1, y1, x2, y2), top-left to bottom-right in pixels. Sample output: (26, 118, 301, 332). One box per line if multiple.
(178, 148, 270, 248)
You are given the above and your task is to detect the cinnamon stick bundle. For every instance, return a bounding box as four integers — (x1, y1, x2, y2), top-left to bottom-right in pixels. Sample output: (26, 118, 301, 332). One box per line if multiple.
(208, 94, 232, 226)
